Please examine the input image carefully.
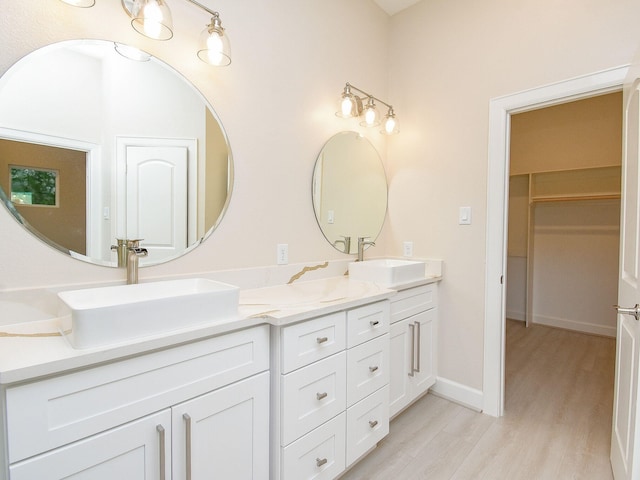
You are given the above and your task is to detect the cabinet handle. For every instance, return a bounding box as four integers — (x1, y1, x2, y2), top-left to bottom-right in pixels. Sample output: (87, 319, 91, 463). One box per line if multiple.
(369, 365, 379, 373)
(415, 321, 421, 373)
(317, 392, 328, 400)
(369, 420, 379, 428)
(316, 457, 328, 467)
(183, 413, 192, 480)
(317, 336, 329, 344)
(370, 320, 380, 327)
(408, 323, 415, 377)
(156, 425, 166, 480)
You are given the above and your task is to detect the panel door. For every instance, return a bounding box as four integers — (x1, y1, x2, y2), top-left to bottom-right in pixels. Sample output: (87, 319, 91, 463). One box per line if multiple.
(126, 144, 188, 263)
(412, 308, 438, 395)
(10, 409, 171, 480)
(389, 318, 412, 418)
(612, 66, 640, 479)
(172, 372, 270, 480)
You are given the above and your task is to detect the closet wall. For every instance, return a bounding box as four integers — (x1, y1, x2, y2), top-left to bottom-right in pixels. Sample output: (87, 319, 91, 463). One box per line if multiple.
(506, 92, 622, 337)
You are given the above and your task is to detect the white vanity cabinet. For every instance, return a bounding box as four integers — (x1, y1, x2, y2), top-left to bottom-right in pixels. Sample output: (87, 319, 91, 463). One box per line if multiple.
(272, 300, 391, 480)
(3, 325, 270, 480)
(389, 283, 438, 418)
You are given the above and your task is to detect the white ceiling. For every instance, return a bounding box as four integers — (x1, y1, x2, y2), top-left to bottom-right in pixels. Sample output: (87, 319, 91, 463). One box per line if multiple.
(372, 0, 422, 16)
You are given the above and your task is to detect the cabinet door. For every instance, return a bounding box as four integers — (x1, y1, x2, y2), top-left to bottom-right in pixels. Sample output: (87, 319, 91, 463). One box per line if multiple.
(172, 372, 270, 480)
(389, 318, 412, 418)
(10, 409, 171, 480)
(412, 308, 437, 395)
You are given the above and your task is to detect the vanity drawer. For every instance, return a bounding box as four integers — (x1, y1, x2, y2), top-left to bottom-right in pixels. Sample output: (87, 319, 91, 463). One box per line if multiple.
(390, 284, 438, 324)
(281, 352, 346, 445)
(346, 301, 389, 348)
(281, 311, 346, 373)
(6, 325, 269, 463)
(282, 413, 346, 480)
(346, 386, 389, 467)
(346, 334, 389, 407)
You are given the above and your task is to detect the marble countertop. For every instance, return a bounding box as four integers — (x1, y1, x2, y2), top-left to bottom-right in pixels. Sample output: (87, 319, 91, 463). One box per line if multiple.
(0, 275, 440, 385)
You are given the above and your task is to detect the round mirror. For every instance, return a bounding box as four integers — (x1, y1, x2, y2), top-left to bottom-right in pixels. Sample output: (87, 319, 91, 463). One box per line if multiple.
(0, 40, 232, 267)
(312, 131, 387, 254)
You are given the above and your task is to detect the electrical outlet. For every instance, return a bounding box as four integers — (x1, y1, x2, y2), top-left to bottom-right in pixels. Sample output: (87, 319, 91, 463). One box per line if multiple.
(277, 244, 288, 265)
(403, 241, 413, 257)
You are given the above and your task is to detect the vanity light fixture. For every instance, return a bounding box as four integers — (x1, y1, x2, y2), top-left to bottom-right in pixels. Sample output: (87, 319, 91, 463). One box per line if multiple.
(59, 0, 231, 66)
(336, 83, 399, 135)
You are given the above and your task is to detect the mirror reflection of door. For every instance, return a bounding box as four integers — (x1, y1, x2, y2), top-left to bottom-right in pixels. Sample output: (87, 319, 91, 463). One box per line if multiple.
(125, 145, 188, 264)
(0, 138, 87, 254)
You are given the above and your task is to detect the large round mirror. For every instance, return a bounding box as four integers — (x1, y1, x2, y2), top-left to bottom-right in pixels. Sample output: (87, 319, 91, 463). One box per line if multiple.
(312, 132, 387, 254)
(0, 40, 232, 267)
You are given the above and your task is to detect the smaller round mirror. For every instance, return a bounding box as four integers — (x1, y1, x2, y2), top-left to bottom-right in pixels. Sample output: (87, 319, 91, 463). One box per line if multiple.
(312, 132, 388, 254)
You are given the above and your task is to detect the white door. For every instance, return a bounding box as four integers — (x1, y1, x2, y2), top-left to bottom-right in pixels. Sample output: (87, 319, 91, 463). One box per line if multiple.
(9, 409, 171, 480)
(611, 64, 640, 479)
(171, 372, 270, 480)
(126, 145, 188, 264)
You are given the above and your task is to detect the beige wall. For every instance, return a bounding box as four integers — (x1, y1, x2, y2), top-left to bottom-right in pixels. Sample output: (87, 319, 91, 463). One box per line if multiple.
(385, 0, 640, 390)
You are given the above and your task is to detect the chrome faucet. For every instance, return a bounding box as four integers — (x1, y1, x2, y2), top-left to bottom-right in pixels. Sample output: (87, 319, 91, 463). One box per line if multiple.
(357, 236, 375, 262)
(334, 236, 351, 254)
(126, 239, 148, 284)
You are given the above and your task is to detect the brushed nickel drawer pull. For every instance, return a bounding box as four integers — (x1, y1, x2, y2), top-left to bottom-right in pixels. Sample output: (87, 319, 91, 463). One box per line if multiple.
(316, 457, 328, 467)
(317, 392, 328, 400)
(369, 420, 379, 428)
(317, 336, 329, 344)
(370, 320, 380, 326)
(156, 425, 166, 480)
(369, 365, 379, 373)
(183, 413, 192, 480)
(408, 323, 416, 377)
(415, 321, 421, 373)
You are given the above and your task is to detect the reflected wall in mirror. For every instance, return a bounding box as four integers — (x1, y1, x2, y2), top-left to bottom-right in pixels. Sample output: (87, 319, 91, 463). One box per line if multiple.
(0, 40, 233, 267)
(312, 131, 388, 254)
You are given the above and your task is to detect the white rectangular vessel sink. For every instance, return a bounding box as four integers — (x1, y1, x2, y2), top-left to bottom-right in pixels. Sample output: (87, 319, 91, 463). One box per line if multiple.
(58, 278, 239, 349)
(348, 259, 426, 286)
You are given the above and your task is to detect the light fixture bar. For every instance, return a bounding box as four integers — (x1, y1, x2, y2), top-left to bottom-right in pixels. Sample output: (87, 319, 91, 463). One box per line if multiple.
(183, 0, 216, 16)
(345, 83, 393, 110)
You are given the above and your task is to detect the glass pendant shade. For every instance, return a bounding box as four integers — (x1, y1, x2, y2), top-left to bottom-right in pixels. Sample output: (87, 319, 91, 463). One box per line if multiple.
(360, 97, 380, 127)
(59, 0, 95, 6)
(130, 0, 174, 41)
(336, 86, 362, 118)
(197, 14, 231, 66)
(382, 107, 399, 135)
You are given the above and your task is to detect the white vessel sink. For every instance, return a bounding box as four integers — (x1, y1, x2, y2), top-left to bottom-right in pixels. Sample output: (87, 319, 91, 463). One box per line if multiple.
(58, 278, 239, 349)
(348, 259, 426, 286)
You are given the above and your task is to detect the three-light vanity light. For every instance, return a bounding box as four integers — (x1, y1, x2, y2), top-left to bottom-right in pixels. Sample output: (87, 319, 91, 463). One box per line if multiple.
(336, 83, 399, 135)
(58, 0, 232, 66)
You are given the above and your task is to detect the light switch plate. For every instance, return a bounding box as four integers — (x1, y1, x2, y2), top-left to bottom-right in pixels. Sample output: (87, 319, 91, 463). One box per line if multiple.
(459, 206, 472, 225)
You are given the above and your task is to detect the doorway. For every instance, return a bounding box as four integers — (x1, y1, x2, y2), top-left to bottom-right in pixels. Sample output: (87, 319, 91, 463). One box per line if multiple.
(483, 66, 629, 417)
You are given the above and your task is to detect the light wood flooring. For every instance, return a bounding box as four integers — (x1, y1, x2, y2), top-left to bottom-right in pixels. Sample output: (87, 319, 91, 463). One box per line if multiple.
(341, 319, 616, 480)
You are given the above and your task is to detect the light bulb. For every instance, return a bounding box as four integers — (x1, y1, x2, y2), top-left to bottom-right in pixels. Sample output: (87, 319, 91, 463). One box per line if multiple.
(365, 108, 377, 125)
(142, 3, 163, 38)
(384, 116, 396, 134)
(341, 96, 354, 117)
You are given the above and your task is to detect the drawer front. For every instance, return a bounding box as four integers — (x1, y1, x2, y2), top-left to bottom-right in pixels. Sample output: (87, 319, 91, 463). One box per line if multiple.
(6, 325, 269, 463)
(282, 413, 346, 480)
(346, 301, 390, 348)
(390, 284, 438, 324)
(281, 311, 346, 373)
(281, 352, 346, 445)
(346, 334, 389, 407)
(346, 386, 390, 467)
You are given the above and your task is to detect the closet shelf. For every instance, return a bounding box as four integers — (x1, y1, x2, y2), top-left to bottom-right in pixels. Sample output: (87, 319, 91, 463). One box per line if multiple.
(530, 193, 621, 203)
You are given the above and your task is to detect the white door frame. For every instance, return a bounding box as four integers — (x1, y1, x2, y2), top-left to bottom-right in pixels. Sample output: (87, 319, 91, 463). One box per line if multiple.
(483, 66, 629, 417)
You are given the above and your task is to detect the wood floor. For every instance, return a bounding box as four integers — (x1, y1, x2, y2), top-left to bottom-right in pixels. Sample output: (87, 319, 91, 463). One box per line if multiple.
(341, 320, 616, 480)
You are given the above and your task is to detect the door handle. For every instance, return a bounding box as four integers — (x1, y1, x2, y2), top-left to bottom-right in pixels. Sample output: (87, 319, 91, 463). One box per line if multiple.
(615, 304, 640, 321)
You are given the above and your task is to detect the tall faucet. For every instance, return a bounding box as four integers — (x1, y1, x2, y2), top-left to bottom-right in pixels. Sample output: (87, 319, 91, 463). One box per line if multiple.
(126, 239, 148, 284)
(334, 236, 351, 254)
(357, 237, 375, 262)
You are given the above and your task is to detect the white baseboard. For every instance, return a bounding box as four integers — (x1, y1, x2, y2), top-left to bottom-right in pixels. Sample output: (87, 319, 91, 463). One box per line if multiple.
(431, 377, 483, 412)
(533, 314, 615, 337)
